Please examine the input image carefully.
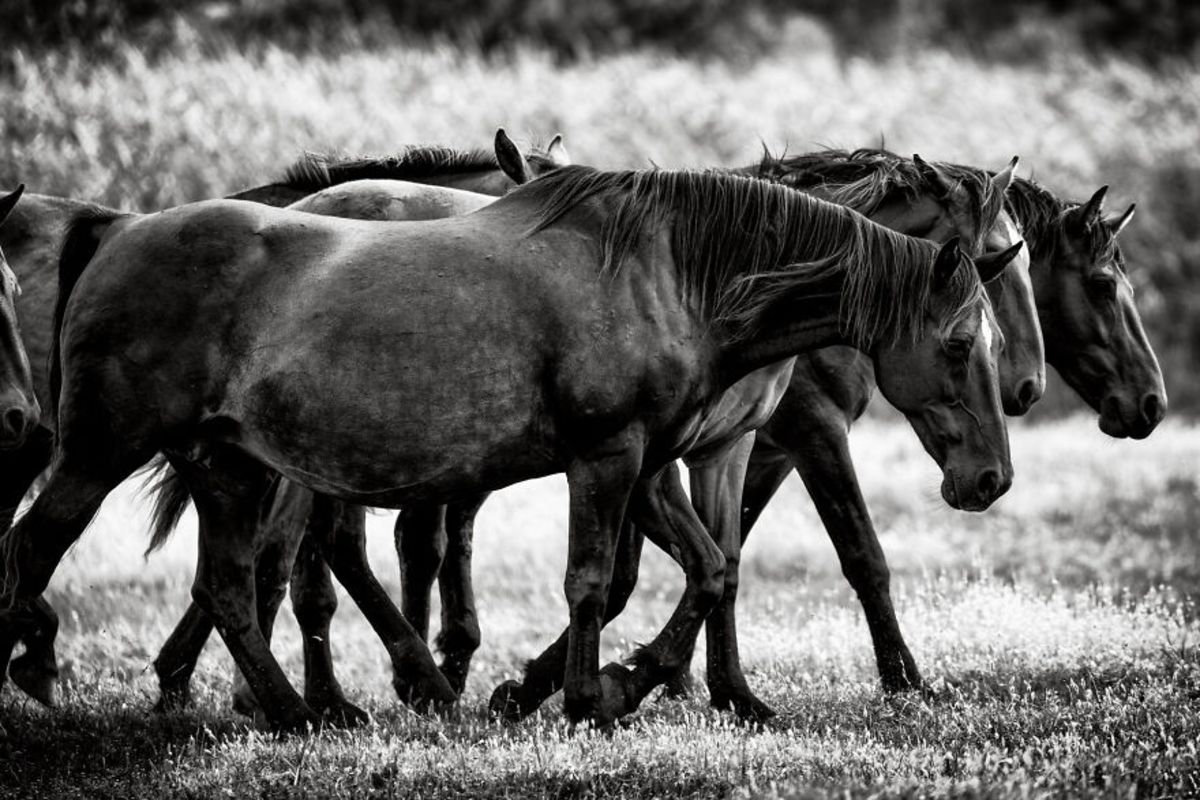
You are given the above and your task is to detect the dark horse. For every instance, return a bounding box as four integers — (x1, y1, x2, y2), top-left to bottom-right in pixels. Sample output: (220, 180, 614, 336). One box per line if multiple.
(2, 166, 1011, 731)
(0, 186, 38, 451)
(0, 135, 565, 700)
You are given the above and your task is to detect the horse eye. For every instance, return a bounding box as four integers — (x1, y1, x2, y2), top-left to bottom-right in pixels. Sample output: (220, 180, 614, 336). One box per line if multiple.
(945, 338, 972, 359)
(1087, 276, 1117, 300)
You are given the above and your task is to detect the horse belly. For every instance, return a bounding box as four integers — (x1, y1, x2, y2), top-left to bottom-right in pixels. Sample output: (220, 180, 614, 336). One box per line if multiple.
(229, 327, 558, 504)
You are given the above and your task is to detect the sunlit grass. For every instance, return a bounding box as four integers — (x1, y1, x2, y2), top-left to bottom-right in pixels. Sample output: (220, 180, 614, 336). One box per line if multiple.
(3, 418, 1196, 797)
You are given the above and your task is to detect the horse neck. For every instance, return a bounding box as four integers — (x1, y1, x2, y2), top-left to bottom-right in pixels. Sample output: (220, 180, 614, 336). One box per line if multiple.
(717, 290, 848, 385)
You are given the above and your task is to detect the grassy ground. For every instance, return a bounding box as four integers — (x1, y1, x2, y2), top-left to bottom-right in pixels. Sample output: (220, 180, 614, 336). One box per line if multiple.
(2, 35, 1200, 798)
(1, 416, 1197, 798)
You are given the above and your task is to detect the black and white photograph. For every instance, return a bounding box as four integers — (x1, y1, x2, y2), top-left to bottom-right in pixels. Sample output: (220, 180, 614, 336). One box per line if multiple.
(0, 0, 1197, 796)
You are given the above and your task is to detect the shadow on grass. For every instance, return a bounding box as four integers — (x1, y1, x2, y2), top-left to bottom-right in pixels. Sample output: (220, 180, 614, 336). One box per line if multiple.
(0, 697, 249, 798)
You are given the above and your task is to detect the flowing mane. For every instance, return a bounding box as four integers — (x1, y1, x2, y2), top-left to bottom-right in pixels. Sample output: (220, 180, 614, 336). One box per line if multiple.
(279, 146, 502, 192)
(1003, 176, 1126, 272)
(514, 165, 984, 347)
(750, 148, 1006, 257)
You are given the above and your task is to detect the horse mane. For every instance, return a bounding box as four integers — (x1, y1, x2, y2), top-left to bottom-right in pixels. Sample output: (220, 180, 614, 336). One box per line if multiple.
(516, 165, 983, 347)
(1002, 176, 1126, 272)
(751, 148, 1005, 256)
(280, 145, 502, 191)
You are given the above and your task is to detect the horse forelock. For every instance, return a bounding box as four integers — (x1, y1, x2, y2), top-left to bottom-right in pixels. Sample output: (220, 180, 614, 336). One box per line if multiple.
(280, 146, 500, 191)
(521, 165, 980, 349)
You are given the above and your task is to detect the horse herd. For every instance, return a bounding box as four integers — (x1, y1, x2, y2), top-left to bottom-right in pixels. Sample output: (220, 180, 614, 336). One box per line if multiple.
(0, 129, 1166, 733)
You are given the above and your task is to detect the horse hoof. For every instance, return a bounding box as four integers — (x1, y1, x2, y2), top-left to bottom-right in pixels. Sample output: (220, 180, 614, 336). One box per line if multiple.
(8, 652, 58, 707)
(711, 687, 776, 723)
(316, 698, 370, 728)
(257, 707, 320, 735)
(231, 685, 261, 719)
(153, 685, 192, 713)
(393, 671, 457, 713)
(595, 663, 639, 726)
(487, 679, 531, 724)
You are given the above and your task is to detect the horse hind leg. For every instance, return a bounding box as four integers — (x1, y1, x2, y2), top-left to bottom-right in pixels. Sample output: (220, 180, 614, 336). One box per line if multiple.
(175, 448, 319, 732)
(289, 526, 367, 725)
(396, 502, 446, 644)
(434, 493, 488, 694)
(308, 495, 454, 710)
(152, 601, 213, 712)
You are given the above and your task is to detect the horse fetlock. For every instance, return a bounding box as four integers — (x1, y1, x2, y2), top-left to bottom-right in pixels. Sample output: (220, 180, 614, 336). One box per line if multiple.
(595, 662, 643, 724)
(562, 675, 603, 723)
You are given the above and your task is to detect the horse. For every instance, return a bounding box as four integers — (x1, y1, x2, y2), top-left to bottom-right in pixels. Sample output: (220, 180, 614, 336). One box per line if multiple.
(485, 153, 1169, 723)
(0, 186, 38, 451)
(0, 134, 568, 707)
(137, 148, 1028, 724)
(0, 165, 1013, 731)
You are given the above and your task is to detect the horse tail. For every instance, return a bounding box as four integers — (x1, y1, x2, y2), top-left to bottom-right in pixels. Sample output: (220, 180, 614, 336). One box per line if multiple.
(50, 208, 127, 420)
(142, 455, 192, 557)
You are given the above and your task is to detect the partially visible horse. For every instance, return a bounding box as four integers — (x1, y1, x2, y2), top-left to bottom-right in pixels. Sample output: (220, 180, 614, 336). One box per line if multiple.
(1, 166, 1012, 731)
(0, 186, 37, 451)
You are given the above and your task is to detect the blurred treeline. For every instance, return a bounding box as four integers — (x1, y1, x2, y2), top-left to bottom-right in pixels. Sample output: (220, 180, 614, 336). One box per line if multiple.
(2, 0, 1198, 64)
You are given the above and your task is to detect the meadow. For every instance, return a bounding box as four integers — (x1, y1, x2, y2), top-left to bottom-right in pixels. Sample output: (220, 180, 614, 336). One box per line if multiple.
(2, 30, 1200, 799)
(0, 416, 1196, 798)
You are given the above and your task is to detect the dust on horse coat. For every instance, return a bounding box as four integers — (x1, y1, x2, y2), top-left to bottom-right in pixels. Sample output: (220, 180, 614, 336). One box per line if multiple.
(3, 166, 1009, 730)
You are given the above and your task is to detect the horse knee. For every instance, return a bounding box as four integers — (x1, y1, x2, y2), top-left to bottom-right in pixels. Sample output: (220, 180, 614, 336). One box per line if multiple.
(292, 582, 338, 630)
(694, 555, 726, 611)
(841, 552, 891, 598)
(564, 571, 609, 620)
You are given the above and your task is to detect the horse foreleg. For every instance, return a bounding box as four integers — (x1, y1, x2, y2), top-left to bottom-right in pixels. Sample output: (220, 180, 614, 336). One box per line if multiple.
(0, 428, 61, 706)
(591, 462, 725, 723)
(434, 493, 488, 694)
(396, 502, 446, 643)
(786, 415, 922, 693)
(488, 518, 644, 723)
(308, 496, 454, 710)
(686, 433, 777, 721)
(559, 445, 642, 725)
(1, 448, 138, 702)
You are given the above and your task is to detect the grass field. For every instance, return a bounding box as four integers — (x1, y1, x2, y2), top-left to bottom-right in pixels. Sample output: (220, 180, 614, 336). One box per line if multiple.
(1, 415, 1197, 798)
(2, 32, 1200, 798)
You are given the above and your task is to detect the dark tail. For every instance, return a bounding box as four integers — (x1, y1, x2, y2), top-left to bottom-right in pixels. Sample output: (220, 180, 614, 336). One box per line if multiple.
(50, 208, 127, 422)
(141, 455, 192, 556)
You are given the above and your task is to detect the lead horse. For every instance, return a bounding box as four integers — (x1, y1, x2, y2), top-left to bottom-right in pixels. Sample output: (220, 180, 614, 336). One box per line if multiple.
(2, 166, 1013, 731)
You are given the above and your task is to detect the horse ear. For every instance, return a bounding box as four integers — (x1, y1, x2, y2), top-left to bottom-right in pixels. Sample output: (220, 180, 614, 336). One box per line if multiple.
(991, 155, 1019, 197)
(1107, 202, 1136, 236)
(0, 184, 25, 227)
(546, 134, 571, 167)
(974, 241, 1024, 283)
(913, 154, 951, 199)
(933, 236, 963, 288)
(494, 128, 531, 185)
(1070, 185, 1108, 229)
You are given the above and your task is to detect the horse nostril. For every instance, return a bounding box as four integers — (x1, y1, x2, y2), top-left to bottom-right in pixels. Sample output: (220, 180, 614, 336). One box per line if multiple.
(1141, 393, 1165, 426)
(1016, 378, 1042, 413)
(976, 468, 1001, 502)
(2, 407, 27, 438)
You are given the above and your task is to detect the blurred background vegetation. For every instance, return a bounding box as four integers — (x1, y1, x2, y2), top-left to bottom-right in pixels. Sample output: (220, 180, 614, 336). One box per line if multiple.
(0, 0, 1198, 416)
